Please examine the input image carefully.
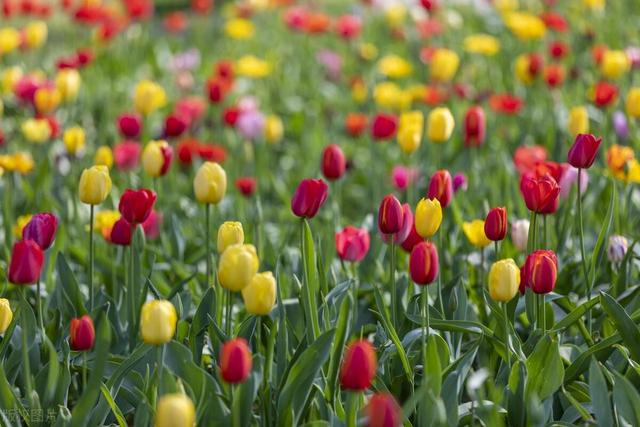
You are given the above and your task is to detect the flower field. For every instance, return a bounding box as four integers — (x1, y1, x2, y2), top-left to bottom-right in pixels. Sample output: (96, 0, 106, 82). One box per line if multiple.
(2, 0, 640, 425)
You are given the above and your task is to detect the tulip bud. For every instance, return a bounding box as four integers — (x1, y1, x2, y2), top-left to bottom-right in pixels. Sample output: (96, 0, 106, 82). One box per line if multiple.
(22, 212, 58, 250)
(430, 48, 459, 82)
(34, 86, 61, 114)
(220, 338, 252, 384)
(194, 161, 227, 204)
(69, 314, 95, 351)
(0, 299, 12, 334)
(79, 165, 112, 205)
(321, 144, 347, 181)
(235, 177, 256, 197)
(119, 189, 157, 224)
(567, 106, 589, 136)
(163, 114, 187, 138)
(155, 394, 196, 427)
(291, 178, 329, 218)
(264, 115, 283, 144)
(510, 219, 529, 251)
(140, 300, 178, 345)
(607, 235, 628, 263)
(463, 106, 485, 147)
(142, 140, 173, 177)
(378, 194, 404, 235)
(427, 170, 453, 208)
(63, 126, 86, 155)
(397, 111, 424, 154)
(55, 68, 81, 102)
(217, 221, 244, 254)
(567, 133, 602, 170)
(519, 174, 560, 214)
(521, 250, 557, 294)
(241, 271, 277, 315)
(117, 113, 142, 139)
(110, 217, 133, 246)
(484, 207, 507, 242)
(95, 146, 114, 168)
(218, 244, 259, 292)
(488, 259, 520, 302)
(409, 241, 439, 285)
(340, 339, 377, 391)
(601, 50, 630, 79)
(453, 172, 468, 193)
(8, 239, 44, 285)
(134, 80, 167, 115)
(336, 226, 370, 262)
(414, 198, 442, 238)
(366, 392, 401, 427)
(463, 220, 491, 248)
(427, 107, 455, 143)
(371, 113, 397, 140)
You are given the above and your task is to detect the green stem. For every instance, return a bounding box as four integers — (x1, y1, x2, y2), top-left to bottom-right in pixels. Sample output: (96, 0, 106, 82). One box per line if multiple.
(226, 289, 233, 337)
(422, 286, 430, 374)
(437, 231, 445, 319)
(232, 385, 240, 427)
(350, 263, 359, 326)
(346, 391, 359, 427)
(82, 352, 87, 392)
(576, 169, 591, 334)
(390, 241, 397, 329)
(300, 219, 320, 341)
(156, 344, 165, 402)
(494, 241, 499, 261)
(502, 302, 510, 369)
(89, 204, 95, 311)
(37, 279, 44, 335)
(19, 289, 34, 406)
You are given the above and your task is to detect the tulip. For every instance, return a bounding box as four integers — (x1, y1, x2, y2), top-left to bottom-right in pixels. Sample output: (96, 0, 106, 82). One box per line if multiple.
(95, 146, 114, 168)
(414, 198, 442, 238)
(453, 172, 468, 193)
(345, 112, 368, 137)
(21, 118, 51, 143)
(430, 48, 459, 82)
(140, 300, 178, 345)
(217, 221, 244, 254)
(521, 250, 557, 295)
(110, 217, 133, 246)
(626, 87, 640, 118)
(488, 259, 520, 302)
(427, 107, 455, 143)
(463, 106, 485, 147)
(194, 162, 227, 204)
(0, 299, 13, 334)
(34, 86, 61, 114)
(567, 106, 589, 136)
(134, 80, 167, 115)
(391, 166, 417, 191)
(264, 115, 284, 144)
(409, 241, 439, 285)
(484, 207, 507, 242)
(220, 338, 252, 383)
(69, 315, 95, 351)
(23, 212, 58, 250)
(567, 134, 602, 169)
(366, 393, 401, 427)
(427, 170, 453, 208)
(142, 210, 162, 240)
(400, 222, 423, 253)
(142, 140, 173, 177)
(24, 21, 47, 48)
(119, 189, 156, 225)
(592, 81, 618, 108)
(291, 178, 329, 218)
(371, 113, 397, 140)
(236, 177, 256, 197)
(155, 394, 196, 427)
(519, 174, 560, 214)
(559, 166, 588, 199)
(381, 203, 413, 245)
(8, 239, 44, 285)
(79, 165, 112, 205)
(241, 271, 277, 315)
(608, 235, 628, 264)
(397, 111, 423, 154)
(462, 220, 491, 248)
(340, 340, 377, 391)
(55, 68, 81, 102)
(613, 111, 629, 140)
(601, 50, 630, 79)
(336, 226, 370, 262)
(63, 126, 86, 155)
(236, 110, 265, 141)
(321, 144, 346, 180)
(511, 219, 529, 251)
(114, 141, 141, 172)
(378, 194, 404, 235)
(163, 114, 187, 138)
(218, 244, 259, 292)
(117, 113, 142, 139)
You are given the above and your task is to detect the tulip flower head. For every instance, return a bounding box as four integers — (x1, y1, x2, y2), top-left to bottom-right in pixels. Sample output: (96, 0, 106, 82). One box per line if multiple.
(241, 271, 277, 315)
(236, 177, 256, 197)
(23, 212, 58, 250)
(567, 133, 602, 169)
(340, 339, 377, 391)
(194, 162, 227, 204)
(409, 241, 439, 285)
(488, 259, 521, 302)
(140, 299, 178, 345)
(427, 107, 455, 143)
(321, 144, 346, 180)
(0, 299, 12, 334)
(567, 106, 589, 136)
(155, 394, 196, 427)
(110, 217, 133, 246)
(95, 146, 114, 169)
(414, 198, 442, 238)
(381, 203, 413, 244)
(626, 87, 640, 118)
(335, 226, 370, 262)
(366, 393, 402, 427)
(79, 165, 112, 205)
(142, 140, 173, 177)
(484, 207, 507, 241)
(119, 189, 157, 224)
(511, 219, 530, 251)
(134, 80, 167, 115)
(519, 174, 560, 214)
(397, 111, 424, 154)
(391, 166, 417, 191)
(8, 239, 44, 285)
(217, 221, 244, 254)
(607, 235, 628, 264)
(218, 244, 259, 291)
(291, 178, 329, 218)
(220, 338, 252, 384)
(427, 170, 453, 208)
(462, 220, 491, 248)
(63, 126, 86, 155)
(69, 314, 95, 351)
(463, 106, 486, 147)
(521, 250, 558, 294)
(430, 48, 459, 82)
(117, 113, 142, 139)
(371, 113, 398, 140)
(378, 194, 404, 235)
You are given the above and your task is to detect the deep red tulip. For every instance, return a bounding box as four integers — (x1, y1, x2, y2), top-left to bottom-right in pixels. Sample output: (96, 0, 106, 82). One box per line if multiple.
(119, 189, 157, 224)
(117, 113, 142, 139)
(381, 203, 413, 244)
(291, 178, 329, 218)
(114, 140, 141, 172)
(220, 338, 252, 384)
(22, 212, 58, 250)
(593, 81, 618, 108)
(164, 114, 188, 138)
(378, 194, 404, 235)
(236, 177, 257, 197)
(463, 106, 486, 147)
(540, 12, 568, 32)
(197, 143, 227, 163)
(223, 107, 240, 127)
(321, 144, 346, 181)
(484, 207, 507, 241)
(401, 221, 423, 253)
(142, 210, 162, 240)
(366, 392, 402, 427)
(419, 0, 438, 11)
(521, 250, 557, 294)
(409, 241, 439, 285)
(110, 217, 133, 246)
(427, 170, 453, 208)
(567, 134, 602, 169)
(215, 60, 234, 81)
(520, 174, 560, 214)
(371, 113, 398, 140)
(69, 315, 95, 351)
(548, 40, 568, 58)
(8, 240, 44, 285)
(336, 226, 370, 262)
(340, 340, 377, 391)
(206, 78, 228, 104)
(489, 94, 523, 115)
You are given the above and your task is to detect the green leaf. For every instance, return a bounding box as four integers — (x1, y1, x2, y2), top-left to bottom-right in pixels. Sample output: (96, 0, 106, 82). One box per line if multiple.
(550, 297, 599, 333)
(600, 292, 640, 361)
(525, 335, 563, 401)
(54, 253, 87, 318)
(589, 359, 613, 426)
(300, 219, 321, 341)
(565, 334, 621, 382)
(588, 180, 615, 287)
(99, 383, 128, 427)
(612, 371, 640, 426)
(188, 287, 215, 365)
(324, 294, 351, 405)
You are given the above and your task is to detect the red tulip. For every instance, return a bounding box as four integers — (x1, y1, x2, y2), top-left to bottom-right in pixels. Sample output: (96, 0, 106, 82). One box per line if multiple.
(489, 94, 523, 115)
(419, 0, 438, 11)
(110, 217, 133, 246)
(366, 392, 402, 427)
(321, 144, 346, 181)
(593, 81, 618, 108)
(409, 241, 439, 285)
(215, 60, 235, 81)
(463, 106, 486, 147)
(142, 210, 162, 240)
(8, 240, 44, 285)
(484, 207, 507, 241)
(164, 113, 188, 138)
(401, 221, 423, 253)
(544, 64, 565, 88)
(117, 113, 142, 139)
(519, 174, 560, 214)
(345, 113, 368, 137)
(119, 189, 157, 224)
(335, 15, 361, 39)
(206, 78, 229, 104)
(427, 170, 453, 208)
(220, 338, 252, 384)
(291, 178, 329, 218)
(336, 226, 370, 262)
(381, 203, 413, 244)
(378, 194, 404, 235)
(236, 177, 257, 197)
(197, 143, 227, 163)
(548, 40, 568, 58)
(371, 113, 398, 140)
(340, 340, 377, 391)
(114, 140, 141, 172)
(540, 12, 568, 32)
(521, 250, 557, 294)
(567, 134, 602, 169)
(69, 315, 95, 351)
(22, 212, 58, 250)
(223, 107, 240, 127)
(513, 145, 548, 175)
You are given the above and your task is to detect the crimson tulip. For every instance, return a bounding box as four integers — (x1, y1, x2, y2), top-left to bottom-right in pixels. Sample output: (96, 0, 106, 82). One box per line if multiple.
(371, 113, 397, 140)
(340, 340, 377, 391)
(69, 315, 95, 351)
(110, 217, 133, 246)
(409, 241, 439, 285)
(114, 140, 141, 172)
(117, 113, 142, 139)
(463, 106, 485, 147)
(164, 113, 188, 138)
(119, 188, 157, 224)
(366, 393, 402, 427)
(520, 174, 560, 214)
(8, 240, 44, 285)
(378, 194, 404, 235)
(401, 221, 423, 253)
(520, 250, 557, 294)
(567, 134, 602, 169)
(381, 203, 413, 244)
(236, 177, 256, 197)
(335, 226, 370, 262)
(220, 338, 252, 384)
(22, 212, 58, 250)
(321, 144, 346, 181)
(484, 207, 507, 241)
(142, 210, 162, 240)
(291, 178, 329, 218)
(427, 170, 453, 208)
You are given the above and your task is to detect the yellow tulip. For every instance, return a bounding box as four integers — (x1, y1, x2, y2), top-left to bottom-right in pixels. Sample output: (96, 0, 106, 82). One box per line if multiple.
(24, 21, 48, 49)
(504, 12, 546, 40)
(514, 54, 535, 84)
(264, 115, 283, 144)
(1, 66, 23, 94)
(155, 394, 195, 427)
(142, 140, 170, 177)
(567, 106, 589, 136)
(242, 271, 276, 315)
(134, 80, 167, 115)
(373, 82, 404, 110)
(217, 221, 244, 254)
(427, 107, 455, 143)
(430, 49, 459, 82)
(377, 54, 412, 78)
(194, 162, 227, 204)
(79, 165, 112, 205)
(218, 244, 259, 292)
(462, 220, 491, 248)
(625, 87, 640, 118)
(601, 50, 630, 79)
(13, 215, 32, 238)
(488, 259, 520, 302)
(583, 0, 604, 10)
(384, 4, 406, 27)
(0, 299, 12, 334)
(11, 152, 34, 174)
(463, 34, 500, 56)
(397, 111, 424, 154)
(626, 159, 640, 184)
(95, 146, 114, 169)
(21, 118, 51, 143)
(225, 18, 255, 39)
(55, 69, 81, 102)
(235, 56, 271, 78)
(94, 210, 120, 235)
(140, 300, 177, 345)
(0, 28, 20, 54)
(34, 86, 61, 114)
(63, 126, 86, 155)
(415, 198, 442, 238)
(359, 43, 378, 61)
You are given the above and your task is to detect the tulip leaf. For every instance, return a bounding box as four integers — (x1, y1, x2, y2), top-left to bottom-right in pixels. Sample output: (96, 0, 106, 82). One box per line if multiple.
(99, 383, 128, 427)
(612, 371, 640, 426)
(588, 180, 615, 288)
(324, 294, 351, 405)
(189, 287, 215, 365)
(589, 358, 613, 426)
(550, 297, 599, 333)
(599, 292, 640, 361)
(54, 253, 86, 318)
(524, 335, 563, 401)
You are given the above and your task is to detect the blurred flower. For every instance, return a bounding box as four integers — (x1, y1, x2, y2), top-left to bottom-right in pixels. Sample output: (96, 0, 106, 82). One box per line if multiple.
(397, 111, 423, 154)
(521, 250, 557, 294)
(514, 53, 543, 84)
(218, 221, 244, 254)
(69, 315, 95, 351)
(464, 34, 500, 56)
(378, 194, 404, 235)
(220, 338, 252, 384)
(155, 394, 195, 427)
(409, 241, 439, 285)
(119, 189, 156, 225)
(164, 114, 187, 138)
(558, 165, 588, 199)
(236, 177, 256, 197)
(427, 108, 454, 143)
(168, 49, 201, 73)
(490, 93, 523, 114)
(194, 162, 227, 204)
(415, 198, 442, 238)
(114, 141, 141, 172)
(606, 144, 634, 180)
(488, 259, 520, 302)
(8, 239, 44, 285)
(63, 126, 86, 155)
(264, 115, 283, 144)
(21, 118, 51, 143)
(23, 212, 57, 250)
(567, 106, 589, 136)
(520, 174, 560, 214)
(351, 77, 367, 103)
(55, 68, 81, 102)
(340, 340, 377, 391)
(513, 145, 547, 175)
(592, 81, 618, 108)
(242, 271, 277, 315)
(613, 111, 629, 140)
(427, 170, 453, 208)
(0, 28, 20, 54)
(225, 18, 254, 39)
(110, 217, 133, 246)
(607, 235, 628, 263)
(346, 113, 368, 137)
(373, 82, 409, 110)
(142, 140, 173, 177)
(95, 210, 120, 241)
(237, 110, 265, 140)
(625, 87, 640, 118)
(359, 43, 378, 61)
(13, 215, 32, 238)
(485, 207, 507, 242)
(1, 66, 22, 94)
(548, 40, 569, 58)
(568, 134, 602, 169)
(142, 210, 162, 240)
(463, 106, 485, 147)
(218, 244, 259, 291)
(134, 80, 167, 115)
(335, 15, 361, 39)
(511, 219, 529, 251)
(316, 49, 342, 80)
(504, 12, 546, 40)
(463, 220, 491, 248)
(336, 226, 370, 262)
(366, 393, 401, 427)
(377, 54, 412, 78)
(0, 299, 13, 334)
(235, 55, 271, 78)
(117, 113, 142, 139)
(291, 178, 329, 218)
(140, 300, 177, 345)
(544, 64, 565, 88)
(601, 50, 630, 79)
(584, 0, 604, 10)
(321, 144, 346, 181)
(79, 165, 112, 205)
(391, 166, 417, 191)
(430, 48, 459, 82)
(95, 146, 114, 169)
